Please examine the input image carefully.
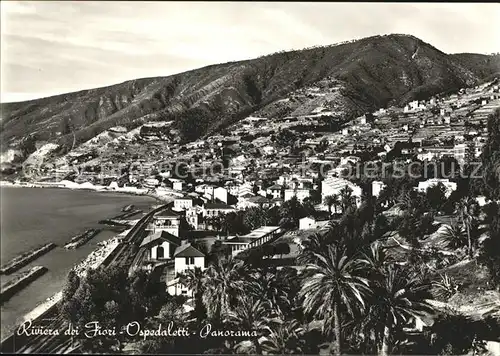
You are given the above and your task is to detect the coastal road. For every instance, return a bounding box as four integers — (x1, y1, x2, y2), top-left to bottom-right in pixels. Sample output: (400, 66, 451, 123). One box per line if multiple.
(0, 204, 169, 354)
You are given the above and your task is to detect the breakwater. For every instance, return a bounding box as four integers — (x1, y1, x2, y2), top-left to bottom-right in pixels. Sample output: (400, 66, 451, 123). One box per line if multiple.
(64, 229, 101, 249)
(0, 243, 56, 275)
(0, 266, 48, 303)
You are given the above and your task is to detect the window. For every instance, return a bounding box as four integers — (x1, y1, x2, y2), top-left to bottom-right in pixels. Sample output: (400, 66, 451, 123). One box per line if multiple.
(185, 257, 195, 265)
(156, 246, 165, 259)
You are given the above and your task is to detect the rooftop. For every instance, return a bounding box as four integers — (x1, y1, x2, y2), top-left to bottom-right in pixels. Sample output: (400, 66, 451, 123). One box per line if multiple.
(204, 202, 234, 210)
(241, 226, 281, 240)
(174, 243, 205, 257)
(155, 208, 180, 218)
(140, 230, 181, 248)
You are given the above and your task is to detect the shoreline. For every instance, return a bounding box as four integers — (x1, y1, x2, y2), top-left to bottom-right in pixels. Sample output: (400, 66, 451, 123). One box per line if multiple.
(0, 185, 162, 341)
(5, 228, 128, 339)
(0, 180, 176, 204)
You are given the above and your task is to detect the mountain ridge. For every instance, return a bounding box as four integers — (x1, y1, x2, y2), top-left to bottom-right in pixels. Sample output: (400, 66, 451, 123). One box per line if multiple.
(1, 33, 499, 154)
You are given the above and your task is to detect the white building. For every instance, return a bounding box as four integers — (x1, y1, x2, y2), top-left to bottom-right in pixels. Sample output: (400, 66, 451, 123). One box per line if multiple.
(202, 202, 235, 218)
(453, 143, 467, 164)
(284, 188, 311, 202)
(172, 180, 184, 191)
(140, 230, 181, 260)
(174, 197, 193, 211)
(372, 181, 386, 198)
(222, 226, 283, 257)
(214, 187, 228, 204)
(262, 146, 276, 156)
(266, 184, 282, 199)
(417, 179, 457, 198)
(173, 243, 206, 275)
(186, 206, 203, 230)
(299, 217, 316, 230)
(148, 209, 181, 237)
(167, 243, 206, 297)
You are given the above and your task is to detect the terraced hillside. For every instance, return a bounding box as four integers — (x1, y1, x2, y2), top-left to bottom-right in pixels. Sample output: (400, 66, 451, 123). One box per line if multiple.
(1, 34, 499, 157)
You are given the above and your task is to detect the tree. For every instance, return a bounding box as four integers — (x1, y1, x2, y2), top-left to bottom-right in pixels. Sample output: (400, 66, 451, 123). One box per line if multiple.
(324, 194, 340, 215)
(426, 183, 447, 213)
(244, 207, 270, 231)
(261, 319, 305, 354)
(178, 267, 206, 318)
(226, 296, 271, 354)
(279, 196, 305, 228)
(59, 266, 167, 353)
(479, 202, 500, 288)
(456, 197, 480, 258)
(202, 258, 245, 322)
(299, 244, 370, 356)
(339, 186, 356, 213)
(442, 222, 467, 249)
(363, 265, 433, 356)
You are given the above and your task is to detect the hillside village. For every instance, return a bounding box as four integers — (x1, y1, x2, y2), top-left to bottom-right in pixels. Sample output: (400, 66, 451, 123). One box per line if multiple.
(2, 75, 500, 354)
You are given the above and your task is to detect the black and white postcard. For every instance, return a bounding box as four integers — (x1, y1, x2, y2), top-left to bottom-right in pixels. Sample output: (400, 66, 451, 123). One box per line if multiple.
(1, 1, 499, 354)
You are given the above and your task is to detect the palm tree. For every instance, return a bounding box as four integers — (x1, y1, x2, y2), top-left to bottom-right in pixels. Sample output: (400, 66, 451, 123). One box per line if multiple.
(202, 258, 244, 322)
(245, 269, 295, 318)
(178, 267, 204, 298)
(324, 194, 340, 215)
(226, 295, 271, 354)
(261, 319, 304, 354)
(340, 186, 356, 213)
(456, 197, 480, 258)
(299, 244, 370, 356)
(433, 273, 458, 300)
(442, 221, 467, 249)
(297, 232, 329, 265)
(363, 265, 433, 356)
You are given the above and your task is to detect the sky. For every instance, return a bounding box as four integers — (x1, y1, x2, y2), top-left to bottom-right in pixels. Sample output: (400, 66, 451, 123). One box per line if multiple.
(1, 1, 499, 103)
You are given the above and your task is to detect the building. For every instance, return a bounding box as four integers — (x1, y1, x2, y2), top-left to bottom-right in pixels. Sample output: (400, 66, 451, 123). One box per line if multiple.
(202, 202, 235, 218)
(453, 143, 467, 164)
(140, 230, 181, 261)
(172, 180, 184, 191)
(186, 207, 203, 230)
(174, 197, 193, 211)
(237, 195, 272, 210)
(266, 184, 282, 199)
(284, 188, 311, 202)
(299, 217, 315, 230)
(321, 177, 362, 209)
(214, 187, 228, 204)
(173, 243, 206, 275)
(167, 243, 206, 297)
(417, 179, 457, 198)
(222, 226, 283, 257)
(148, 208, 181, 237)
(372, 181, 386, 198)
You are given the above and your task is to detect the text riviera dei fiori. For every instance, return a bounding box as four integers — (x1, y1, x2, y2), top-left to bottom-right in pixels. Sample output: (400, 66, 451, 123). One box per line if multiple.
(17, 320, 258, 340)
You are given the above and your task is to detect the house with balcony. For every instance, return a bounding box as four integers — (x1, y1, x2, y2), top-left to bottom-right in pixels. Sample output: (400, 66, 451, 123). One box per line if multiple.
(148, 208, 181, 237)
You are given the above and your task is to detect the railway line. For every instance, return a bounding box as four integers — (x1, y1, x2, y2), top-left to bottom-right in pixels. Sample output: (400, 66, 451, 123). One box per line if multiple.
(1, 204, 169, 354)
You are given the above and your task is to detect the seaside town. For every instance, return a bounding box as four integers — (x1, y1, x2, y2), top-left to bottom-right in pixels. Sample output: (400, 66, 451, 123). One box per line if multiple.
(1, 74, 500, 355)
